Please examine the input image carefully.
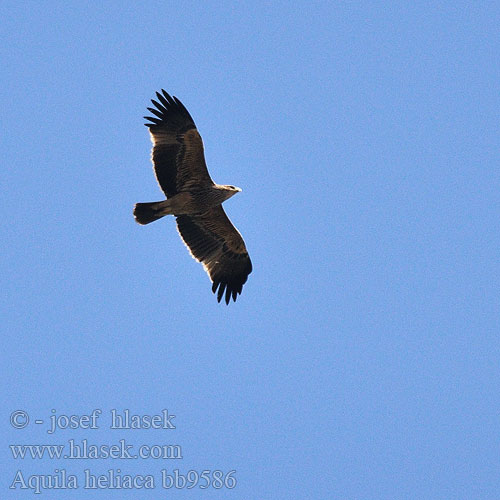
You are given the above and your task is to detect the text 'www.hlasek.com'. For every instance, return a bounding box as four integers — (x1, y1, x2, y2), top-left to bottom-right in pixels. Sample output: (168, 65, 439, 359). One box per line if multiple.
(8, 408, 237, 494)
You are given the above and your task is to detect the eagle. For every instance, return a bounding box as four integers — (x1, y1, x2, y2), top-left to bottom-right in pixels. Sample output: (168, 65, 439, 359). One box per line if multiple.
(133, 90, 252, 304)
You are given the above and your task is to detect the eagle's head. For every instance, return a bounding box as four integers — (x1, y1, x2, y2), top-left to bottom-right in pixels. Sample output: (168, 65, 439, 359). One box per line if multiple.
(220, 185, 241, 200)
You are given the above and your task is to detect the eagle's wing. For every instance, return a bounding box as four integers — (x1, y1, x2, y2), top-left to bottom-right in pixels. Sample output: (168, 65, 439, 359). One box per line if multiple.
(176, 207, 252, 304)
(144, 90, 214, 197)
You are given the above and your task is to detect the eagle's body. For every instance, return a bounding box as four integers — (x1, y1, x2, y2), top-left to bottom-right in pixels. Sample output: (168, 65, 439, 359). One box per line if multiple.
(134, 90, 252, 304)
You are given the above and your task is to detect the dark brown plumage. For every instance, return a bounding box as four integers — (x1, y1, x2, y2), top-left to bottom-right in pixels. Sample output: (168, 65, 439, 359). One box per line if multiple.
(134, 90, 252, 304)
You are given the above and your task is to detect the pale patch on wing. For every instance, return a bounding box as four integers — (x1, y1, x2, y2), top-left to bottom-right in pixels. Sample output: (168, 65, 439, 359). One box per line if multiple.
(182, 129, 207, 170)
(175, 216, 220, 263)
(199, 208, 248, 255)
(150, 129, 178, 146)
(176, 129, 213, 191)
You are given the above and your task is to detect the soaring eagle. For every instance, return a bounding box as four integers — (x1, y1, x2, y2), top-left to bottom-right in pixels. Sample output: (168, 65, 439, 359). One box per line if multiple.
(133, 90, 252, 304)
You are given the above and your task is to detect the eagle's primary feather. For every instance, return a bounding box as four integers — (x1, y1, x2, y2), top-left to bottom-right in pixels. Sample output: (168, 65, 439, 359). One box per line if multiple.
(135, 89, 252, 304)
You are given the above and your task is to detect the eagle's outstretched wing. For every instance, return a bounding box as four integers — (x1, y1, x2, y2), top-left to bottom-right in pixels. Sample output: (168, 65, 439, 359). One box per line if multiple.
(176, 207, 252, 304)
(144, 90, 214, 197)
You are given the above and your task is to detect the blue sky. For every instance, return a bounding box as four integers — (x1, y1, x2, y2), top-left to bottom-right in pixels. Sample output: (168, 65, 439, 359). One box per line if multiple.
(1, 1, 499, 498)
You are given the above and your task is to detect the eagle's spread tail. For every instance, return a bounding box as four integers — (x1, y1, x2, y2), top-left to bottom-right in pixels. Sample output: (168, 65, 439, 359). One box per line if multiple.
(133, 201, 168, 225)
